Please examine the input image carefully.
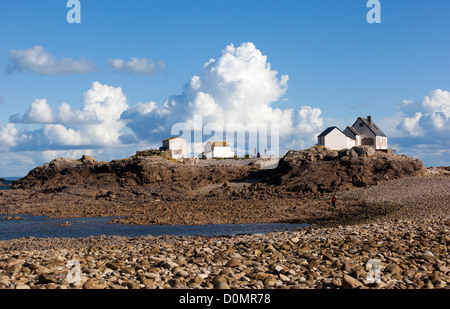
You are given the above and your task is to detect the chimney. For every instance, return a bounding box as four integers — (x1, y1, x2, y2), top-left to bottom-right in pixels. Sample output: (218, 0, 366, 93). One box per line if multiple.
(367, 115, 372, 125)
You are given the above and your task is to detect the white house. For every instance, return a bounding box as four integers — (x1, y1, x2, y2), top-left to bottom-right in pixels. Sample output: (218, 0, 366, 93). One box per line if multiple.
(160, 137, 187, 159)
(317, 116, 387, 150)
(202, 141, 234, 158)
(352, 116, 387, 150)
(317, 127, 354, 150)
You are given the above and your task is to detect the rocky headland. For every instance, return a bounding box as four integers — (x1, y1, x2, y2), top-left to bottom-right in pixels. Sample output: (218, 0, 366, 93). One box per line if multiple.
(0, 146, 448, 289)
(0, 146, 433, 225)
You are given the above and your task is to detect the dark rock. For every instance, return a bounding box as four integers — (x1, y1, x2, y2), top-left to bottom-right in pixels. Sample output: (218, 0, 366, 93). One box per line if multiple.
(265, 146, 426, 194)
(37, 274, 58, 284)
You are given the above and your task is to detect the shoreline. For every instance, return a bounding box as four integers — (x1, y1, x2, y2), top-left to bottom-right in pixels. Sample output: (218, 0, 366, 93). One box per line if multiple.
(0, 216, 448, 289)
(0, 173, 448, 289)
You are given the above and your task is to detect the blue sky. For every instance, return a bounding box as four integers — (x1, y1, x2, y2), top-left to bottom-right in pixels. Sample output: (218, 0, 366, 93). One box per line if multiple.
(0, 1, 449, 176)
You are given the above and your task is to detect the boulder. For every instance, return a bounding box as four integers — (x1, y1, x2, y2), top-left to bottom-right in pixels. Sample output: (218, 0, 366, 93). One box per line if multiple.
(79, 155, 96, 164)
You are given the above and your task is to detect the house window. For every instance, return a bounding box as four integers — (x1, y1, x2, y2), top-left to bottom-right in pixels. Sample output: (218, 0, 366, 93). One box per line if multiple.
(173, 150, 181, 155)
(359, 123, 364, 127)
(362, 138, 374, 146)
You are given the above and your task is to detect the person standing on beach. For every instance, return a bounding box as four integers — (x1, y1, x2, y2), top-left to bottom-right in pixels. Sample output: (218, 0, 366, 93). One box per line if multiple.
(332, 195, 336, 209)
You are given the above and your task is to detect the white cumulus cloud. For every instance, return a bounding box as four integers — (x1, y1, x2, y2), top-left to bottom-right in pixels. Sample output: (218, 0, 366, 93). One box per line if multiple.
(397, 89, 450, 138)
(9, 99, 55, 124)
(5, 82, 129, 151)
(123, 42, 321, 153)
(385, 88, 450, 166)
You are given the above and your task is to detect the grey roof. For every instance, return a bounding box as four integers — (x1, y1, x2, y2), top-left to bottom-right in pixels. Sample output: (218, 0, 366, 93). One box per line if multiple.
(353, 117, 386, 137)
(318, 126, 342, 137)
(344, 126, 359, 137)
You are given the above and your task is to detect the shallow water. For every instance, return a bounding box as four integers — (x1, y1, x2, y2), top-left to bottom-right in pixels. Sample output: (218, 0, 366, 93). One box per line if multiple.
(0, 178, 15, 190)
(0, 214, 307, 240)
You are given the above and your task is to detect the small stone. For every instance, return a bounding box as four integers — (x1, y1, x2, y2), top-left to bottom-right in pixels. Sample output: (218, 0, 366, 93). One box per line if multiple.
(7, 263, 22, 274)
(83, 279, 97, 289)
(193, 275, 205, 284)
(420, 251, 437, 262)
(322, 254, 335, 262)
(214, 282, 230, 289)
(274, 265, 284, 274)
(225, 259, 241, 267)
(175, 270, 189, 277)
(105, 262, 121, 271)
(252, 280, 264, 289)
(37, 274, 58, 285)
(0, 277, 10, 287)
(342, 275, 363, 289)
(34, 266, 51, 275)
(438, 265, 449, 274)
(264, 275, 278, 287)
(141, 278, 156, 289)
(290, 237, 300, 244)
(212, 276, 227, 285)
(279, 274, 290, 282)
(15, 283, 30, 289)
(375, 281, 387, 289)
(385, 264, 402, 274)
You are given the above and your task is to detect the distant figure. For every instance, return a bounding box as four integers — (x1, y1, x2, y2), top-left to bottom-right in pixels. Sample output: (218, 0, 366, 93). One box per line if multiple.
(332, 195, 336, 209)
(257, 152, 261, 158)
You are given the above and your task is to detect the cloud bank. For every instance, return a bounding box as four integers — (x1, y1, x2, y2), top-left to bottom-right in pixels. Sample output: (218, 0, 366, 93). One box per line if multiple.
(6, 46, 97, 75)
(3, 82, 129, 151)
(0, 42, 326, 175)
(1, 42, 449, 175)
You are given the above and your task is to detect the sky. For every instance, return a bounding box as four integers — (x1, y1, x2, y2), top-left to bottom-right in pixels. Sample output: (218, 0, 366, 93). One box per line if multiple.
(0, 0, 449, 176)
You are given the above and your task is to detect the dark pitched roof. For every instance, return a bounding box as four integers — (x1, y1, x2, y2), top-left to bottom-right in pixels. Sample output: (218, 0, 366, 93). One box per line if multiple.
(344, 126, 359, 137)
(353, 117, 386, 137)
(318, 126, 342, 137)
(163, 136, 185, 142)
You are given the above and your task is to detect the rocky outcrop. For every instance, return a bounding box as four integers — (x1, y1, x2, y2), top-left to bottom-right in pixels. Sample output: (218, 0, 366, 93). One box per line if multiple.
(11, 154, 258, 195)
(2, 146, 436, 226)
(11, 146, 428, 197)
(266, 146, 426, 194)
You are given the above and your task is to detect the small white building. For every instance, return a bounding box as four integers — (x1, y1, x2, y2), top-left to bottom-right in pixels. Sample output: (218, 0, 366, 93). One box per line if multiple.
(202, 141, 234, 159)
(317, 116, 387, 150)
(317, 127, 354, 150)
(160, 137, 187, 159)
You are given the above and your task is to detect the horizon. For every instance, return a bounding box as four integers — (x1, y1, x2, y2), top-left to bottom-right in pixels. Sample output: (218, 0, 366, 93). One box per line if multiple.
(0, 1, 449, 177)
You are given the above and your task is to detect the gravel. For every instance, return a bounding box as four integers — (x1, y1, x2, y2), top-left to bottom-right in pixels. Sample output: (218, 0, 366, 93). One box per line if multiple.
(0, 174, 448, 289)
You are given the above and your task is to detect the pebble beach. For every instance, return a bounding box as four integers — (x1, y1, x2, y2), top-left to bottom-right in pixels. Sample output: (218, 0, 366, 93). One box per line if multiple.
(0, 175, 448, 290)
